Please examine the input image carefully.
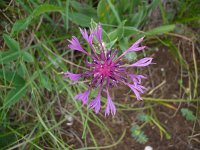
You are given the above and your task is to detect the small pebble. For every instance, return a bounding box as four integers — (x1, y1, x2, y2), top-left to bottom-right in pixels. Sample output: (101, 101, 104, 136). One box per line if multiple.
(144, 145, 153, 150)
(65, 115, 74, 126)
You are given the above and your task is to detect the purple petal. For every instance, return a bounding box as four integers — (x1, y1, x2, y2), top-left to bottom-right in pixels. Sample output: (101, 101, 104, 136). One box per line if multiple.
(134, 84, 147, 93)
(127, 83, 145, 100)
(63, 72, 81, 81)
(105, 90, 116, 116)
(129, 57, 153, 67)
(74, 89, 90, 104)
(120, 37, 146, 57)
(68, 36, 87, 54)
(129, 74, 147, 84)
(130, 37, 144, 48)
(89, 90, 101, 114)
(79, 28, 93, 45)
(94, 24, 102, 44)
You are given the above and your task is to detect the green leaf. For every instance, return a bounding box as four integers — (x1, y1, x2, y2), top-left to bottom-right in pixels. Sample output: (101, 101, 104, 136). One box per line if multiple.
(145, 24, 175, 36)
(108, 20, 126, 41)
(130, 124, 148, 144)
(117, 0, 131, 13)
(3, 86, 26, 108)
(97, 0, 115, 24)
(32, 4, 64, 17)
(148, 0, 160, 10)
(0, 50, 34, 64)
(106, 0, 121, 24)
(0, 70, 26, 108)
(12, 4, 64, 34)
(106, 38, 118, 49)
(130, 7, 146, 28)
(0, 127, 17, 148)
(181, 108, 197, 121)
(17, 63, 27, 77)
(0, 70, 25, 86)
(40, 73, 52, 91)
(11, 16, 33, 34)
(102, 30, 111, 45)
(90, 19, 98, 30)
(137, 113, 151, 122)
(0, 51, 21, 64)
(70, 0, 97, 18)
(3, 34, 20, 52)
(69, 12, 91, 27)
(22, 51, 34, 63)
(63, 0, 69, 31)
(119, 37, 128, 51)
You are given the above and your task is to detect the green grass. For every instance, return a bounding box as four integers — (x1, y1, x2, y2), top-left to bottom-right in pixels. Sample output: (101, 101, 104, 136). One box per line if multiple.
(0, 0, 199, 149)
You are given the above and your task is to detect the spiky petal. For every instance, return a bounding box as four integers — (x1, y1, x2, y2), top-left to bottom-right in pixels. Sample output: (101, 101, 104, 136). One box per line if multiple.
(105, 90, 116, 116)
(94, 24, 102, 44)
(79, 28, 93, 46)
(120, 37, 146, 57)
(128, 57, 153, 67)
(129, 74, 147, 84)
(64, 72, 81, 81)
(74, 89, 90, 104)
(68, 36, 87, 54)
(127, 83, 146, 100)
(89, 89, 101, 113)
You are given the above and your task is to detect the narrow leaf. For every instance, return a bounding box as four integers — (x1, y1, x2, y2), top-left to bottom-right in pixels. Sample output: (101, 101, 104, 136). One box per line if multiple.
(12, 4, 64, 34)
(3, 34, 20, 52)
(22, 51, 34, 63)
(0, 51, 21, 64)
(145, 24, 175, 36)
(3, 85, 26, 108)
(0, 70, 25, 86)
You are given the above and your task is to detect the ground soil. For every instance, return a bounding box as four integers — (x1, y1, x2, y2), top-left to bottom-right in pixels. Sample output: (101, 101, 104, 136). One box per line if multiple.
(108, 41, 200, 150)
(61, 38, 200, 150)
(68, 40, 200, 150)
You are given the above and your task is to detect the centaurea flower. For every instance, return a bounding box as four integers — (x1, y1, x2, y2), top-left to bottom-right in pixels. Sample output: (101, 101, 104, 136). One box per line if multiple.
(65, 24, 153, 116)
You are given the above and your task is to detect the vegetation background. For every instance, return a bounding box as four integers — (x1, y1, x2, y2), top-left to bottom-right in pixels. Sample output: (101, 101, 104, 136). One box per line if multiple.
(0, 0, 199, 149)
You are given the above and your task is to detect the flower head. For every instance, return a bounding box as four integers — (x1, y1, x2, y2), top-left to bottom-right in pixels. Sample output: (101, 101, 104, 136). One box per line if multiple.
(65, 24, 153, 116)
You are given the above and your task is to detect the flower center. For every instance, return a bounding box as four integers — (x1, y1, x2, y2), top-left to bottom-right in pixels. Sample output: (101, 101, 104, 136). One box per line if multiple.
(94, 61, 113, 77)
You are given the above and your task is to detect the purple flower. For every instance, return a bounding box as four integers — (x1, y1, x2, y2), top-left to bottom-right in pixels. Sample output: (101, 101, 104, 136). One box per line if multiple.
(65, 24, 153, 116)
